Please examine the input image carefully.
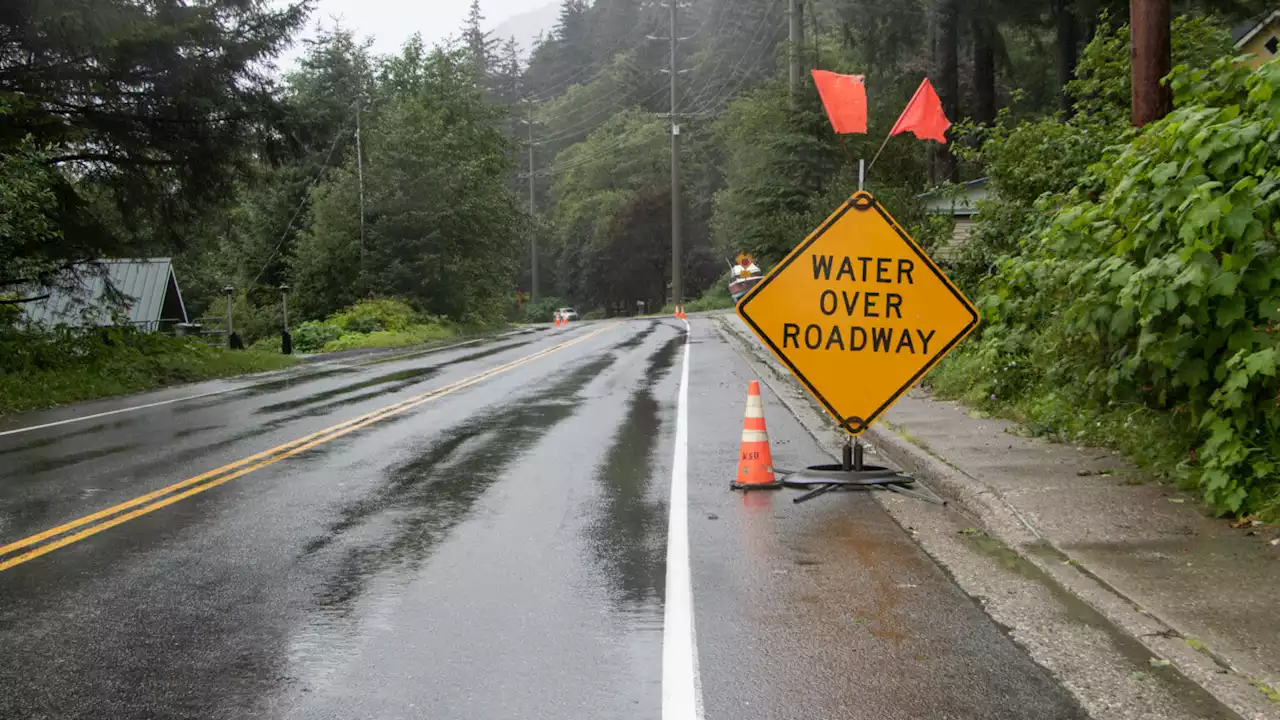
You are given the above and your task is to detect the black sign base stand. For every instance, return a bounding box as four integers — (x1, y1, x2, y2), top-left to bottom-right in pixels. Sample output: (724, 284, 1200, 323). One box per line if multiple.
(778, 439, 944, 505)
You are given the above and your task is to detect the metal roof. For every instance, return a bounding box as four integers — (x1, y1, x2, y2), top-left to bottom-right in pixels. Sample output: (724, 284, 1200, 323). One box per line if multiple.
(1232, 9, 1280, 46)
(918, 177, 989, 218)
(21, 259, 187, 329)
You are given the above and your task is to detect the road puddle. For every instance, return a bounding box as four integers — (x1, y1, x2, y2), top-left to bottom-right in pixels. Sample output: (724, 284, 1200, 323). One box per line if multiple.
(256, 367, 441, 415)
(299, 354, 618, 619)
(584, 333, 684, 613)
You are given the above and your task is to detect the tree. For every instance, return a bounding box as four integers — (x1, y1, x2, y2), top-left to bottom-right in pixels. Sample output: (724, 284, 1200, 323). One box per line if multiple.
(0, 134, 70, 302)
(290, 43, 524, 323)
(524, 0, 595, 99)
(1130, 0, 1171, 126)
(461, 0, 499, 82)
(232, 27, 374, 290)
(1051, 0, 1081, 113)
(936, 0, 961, 180)
(0, 0, 310, 267)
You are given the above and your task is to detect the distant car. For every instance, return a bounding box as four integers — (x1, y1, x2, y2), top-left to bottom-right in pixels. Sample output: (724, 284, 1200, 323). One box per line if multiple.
(557, 307, 580, 322)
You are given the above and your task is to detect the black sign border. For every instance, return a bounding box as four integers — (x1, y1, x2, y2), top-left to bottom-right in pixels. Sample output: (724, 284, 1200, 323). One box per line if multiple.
(737, 190, 980, 435)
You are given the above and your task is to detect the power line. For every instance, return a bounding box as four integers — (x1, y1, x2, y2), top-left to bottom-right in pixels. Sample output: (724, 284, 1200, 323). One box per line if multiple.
(685, 2, 782, 115)
(522, 17, 661, 103)
(533, 82, 668, 147)
(251, 114, 354, 287)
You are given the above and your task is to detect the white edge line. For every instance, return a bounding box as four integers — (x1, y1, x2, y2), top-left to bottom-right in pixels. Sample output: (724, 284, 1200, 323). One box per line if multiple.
(0, 389, 235, 438)
(663, 317, 705, 720)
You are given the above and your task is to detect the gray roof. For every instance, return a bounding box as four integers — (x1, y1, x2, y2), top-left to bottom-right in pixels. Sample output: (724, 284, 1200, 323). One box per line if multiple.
(22, 259, 188, 329)
(1232, 9, 1280, 46)
(919, 177, 989, 218)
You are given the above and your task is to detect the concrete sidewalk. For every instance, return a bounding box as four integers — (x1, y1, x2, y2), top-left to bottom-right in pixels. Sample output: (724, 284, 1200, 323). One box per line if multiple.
(716, 312, 1280, 720)
(871, 388, 1280, 706)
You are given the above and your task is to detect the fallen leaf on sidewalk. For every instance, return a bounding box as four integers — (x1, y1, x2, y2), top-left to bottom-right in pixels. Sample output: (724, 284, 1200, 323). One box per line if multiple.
(1167, 498, 1186, 504)
(1229, 515, 1257, 529)
(1270, 537, 1279, 546)
(1149, 658, 1171, 668)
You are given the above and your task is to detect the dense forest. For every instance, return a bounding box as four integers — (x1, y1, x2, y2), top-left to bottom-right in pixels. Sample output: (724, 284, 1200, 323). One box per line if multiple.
(3, 0, 1278, 509)
(0, 0, 1268, 324)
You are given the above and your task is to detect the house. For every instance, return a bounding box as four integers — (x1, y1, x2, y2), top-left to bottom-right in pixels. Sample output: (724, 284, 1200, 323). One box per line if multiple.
(919, 177, 988, 261)
(1232, 8, 1280, 69)
(21, 258, 189, 332)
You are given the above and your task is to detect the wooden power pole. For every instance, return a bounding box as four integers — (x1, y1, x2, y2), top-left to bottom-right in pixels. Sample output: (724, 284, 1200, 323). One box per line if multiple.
(669, 0, 683, 307)
(1130, 0, 1171, 127)
(789, 0, 804, 107)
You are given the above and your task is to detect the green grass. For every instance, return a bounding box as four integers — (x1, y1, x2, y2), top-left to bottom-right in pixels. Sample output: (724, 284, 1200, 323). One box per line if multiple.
(927, 348, 1192, 489)
(318, 323, 460, 352)
(0, 334, 296, 416)
(661, 280, 738, 316)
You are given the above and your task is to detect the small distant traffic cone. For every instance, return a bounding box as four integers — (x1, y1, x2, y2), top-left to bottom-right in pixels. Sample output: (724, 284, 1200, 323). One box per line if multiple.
(732, 380, 782, 490)
(554, 312, 562, 326)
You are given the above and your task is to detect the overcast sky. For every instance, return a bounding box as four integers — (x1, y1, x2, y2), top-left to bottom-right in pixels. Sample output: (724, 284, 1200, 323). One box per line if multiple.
(279, 0, 548, 71)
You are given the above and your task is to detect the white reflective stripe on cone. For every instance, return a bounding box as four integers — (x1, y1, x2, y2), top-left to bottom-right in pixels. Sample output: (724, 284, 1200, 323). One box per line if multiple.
(741, 429, 769, 443)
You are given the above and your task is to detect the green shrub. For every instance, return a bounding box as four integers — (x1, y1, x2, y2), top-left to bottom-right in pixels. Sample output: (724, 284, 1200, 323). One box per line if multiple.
(685, 277, 735, 312)
(292, 320, 343, 353)
(0, 325, 295, 414)
(250, 334, 283, 353)
(319, 324, 457, 352)
(517, 296, 568, 323)
(330, 298, 415, 333)
(950, 15, 1233, 293)
(960, 57, 1280, 517)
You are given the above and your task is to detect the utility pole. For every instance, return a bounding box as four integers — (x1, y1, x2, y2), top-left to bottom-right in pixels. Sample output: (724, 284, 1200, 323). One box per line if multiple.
(669, 0, 683, 307)
(527, 99, 540, 301)
(1130, 0, 1171, 127)
(222, 285, 235, 349)
(355, 98, 367, 272)
(789, 0, 804, 107)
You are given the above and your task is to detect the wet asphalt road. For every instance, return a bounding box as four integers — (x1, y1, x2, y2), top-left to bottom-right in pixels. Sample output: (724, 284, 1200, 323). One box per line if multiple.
(0, 318, 1086, 719)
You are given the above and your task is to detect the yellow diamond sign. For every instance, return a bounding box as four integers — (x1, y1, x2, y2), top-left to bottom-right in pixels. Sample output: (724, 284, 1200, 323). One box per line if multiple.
(737, 191, 979, 434)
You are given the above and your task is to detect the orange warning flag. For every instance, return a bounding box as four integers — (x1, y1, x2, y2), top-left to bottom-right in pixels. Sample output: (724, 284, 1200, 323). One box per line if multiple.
(811, 70, 868, 135)
(889, 78, 950, 144)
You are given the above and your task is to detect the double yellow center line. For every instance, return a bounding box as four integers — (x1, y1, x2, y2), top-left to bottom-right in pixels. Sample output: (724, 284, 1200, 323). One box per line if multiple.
(0, 327, 609, 573)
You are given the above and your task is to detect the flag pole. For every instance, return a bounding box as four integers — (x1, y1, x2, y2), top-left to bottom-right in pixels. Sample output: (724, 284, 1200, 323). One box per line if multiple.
(866, 132, 893, 174)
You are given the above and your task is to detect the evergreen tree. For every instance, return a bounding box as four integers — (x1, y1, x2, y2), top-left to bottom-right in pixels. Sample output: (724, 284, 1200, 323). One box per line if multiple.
(461, 0, 499, 82)
(0, 0, 309, 264)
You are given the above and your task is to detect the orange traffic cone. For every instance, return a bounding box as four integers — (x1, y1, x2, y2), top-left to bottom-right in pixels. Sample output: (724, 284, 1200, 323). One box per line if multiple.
(554, 313, 562, 327)
(732, 380, 782, 490)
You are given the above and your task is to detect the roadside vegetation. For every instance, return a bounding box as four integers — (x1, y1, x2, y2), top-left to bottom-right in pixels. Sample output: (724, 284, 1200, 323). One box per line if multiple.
(930, 19, 1280, 519)
(268, 298, 462, 354)
(661, 278, 736, 315)
(0, 324, 295, 416)
(4, 0, 1275, 517)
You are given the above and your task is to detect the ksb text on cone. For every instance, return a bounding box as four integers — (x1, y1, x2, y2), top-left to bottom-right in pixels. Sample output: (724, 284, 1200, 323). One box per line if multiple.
(732, 380, 781, 490)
